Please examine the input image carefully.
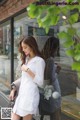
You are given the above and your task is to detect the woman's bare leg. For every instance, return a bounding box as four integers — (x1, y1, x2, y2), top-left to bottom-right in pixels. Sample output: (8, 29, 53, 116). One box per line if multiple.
(23, 114, 33, 120)
(11, 112, 21, 120)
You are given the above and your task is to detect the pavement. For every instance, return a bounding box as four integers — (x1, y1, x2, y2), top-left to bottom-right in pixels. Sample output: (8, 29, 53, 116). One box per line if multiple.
(0, 92, 77, 120)
(0, 55, 79, 120)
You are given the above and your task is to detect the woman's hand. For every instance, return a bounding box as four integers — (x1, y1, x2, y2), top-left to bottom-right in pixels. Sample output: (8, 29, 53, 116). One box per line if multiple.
(21, 64, 27, 72)
(9, 89, 16, 101)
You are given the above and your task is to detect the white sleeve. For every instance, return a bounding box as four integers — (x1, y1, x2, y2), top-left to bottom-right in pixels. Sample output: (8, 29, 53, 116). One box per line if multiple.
(13, 78, 21, 91)
(33, 59, 45, 88)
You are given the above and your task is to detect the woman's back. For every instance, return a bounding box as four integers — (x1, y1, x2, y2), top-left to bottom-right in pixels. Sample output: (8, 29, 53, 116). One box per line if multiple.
(44, 57, 61, 112)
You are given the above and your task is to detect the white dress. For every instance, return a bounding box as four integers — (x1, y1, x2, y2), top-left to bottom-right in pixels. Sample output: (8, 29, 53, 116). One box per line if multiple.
(13, 56, 45, 117)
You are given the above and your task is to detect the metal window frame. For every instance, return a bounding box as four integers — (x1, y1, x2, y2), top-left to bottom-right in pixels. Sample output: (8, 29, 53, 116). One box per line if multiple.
(0, 8, 26, 83)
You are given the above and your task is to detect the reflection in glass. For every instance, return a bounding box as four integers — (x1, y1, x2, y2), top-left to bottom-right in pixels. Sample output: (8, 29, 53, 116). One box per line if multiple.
(0, 21, 11, 95)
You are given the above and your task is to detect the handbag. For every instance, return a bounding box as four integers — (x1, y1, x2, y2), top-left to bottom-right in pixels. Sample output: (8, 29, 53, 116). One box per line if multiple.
(39, 87, 54, 115)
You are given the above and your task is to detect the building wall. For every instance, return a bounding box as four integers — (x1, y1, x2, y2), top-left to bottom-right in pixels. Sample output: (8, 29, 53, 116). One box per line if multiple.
(0, 0, 35, 22)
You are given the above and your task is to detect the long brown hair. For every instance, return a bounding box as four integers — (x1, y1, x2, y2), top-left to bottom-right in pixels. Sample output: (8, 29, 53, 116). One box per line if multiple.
(42, 37, 60, 60)
(19, 36, 42, 64)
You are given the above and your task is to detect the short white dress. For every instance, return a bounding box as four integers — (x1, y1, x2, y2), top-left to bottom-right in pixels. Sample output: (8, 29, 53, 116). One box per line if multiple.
(13, 56, 45, 117)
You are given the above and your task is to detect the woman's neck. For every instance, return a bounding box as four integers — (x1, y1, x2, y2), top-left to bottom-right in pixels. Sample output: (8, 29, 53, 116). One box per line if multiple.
(28, 54, 36, 60)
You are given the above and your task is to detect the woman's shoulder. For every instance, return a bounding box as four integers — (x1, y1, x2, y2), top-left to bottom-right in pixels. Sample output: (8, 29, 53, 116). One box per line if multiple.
(36, 56, 45, 63)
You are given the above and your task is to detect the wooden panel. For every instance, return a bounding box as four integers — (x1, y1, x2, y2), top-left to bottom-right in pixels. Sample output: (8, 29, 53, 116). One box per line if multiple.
(62, 94, 80, 120)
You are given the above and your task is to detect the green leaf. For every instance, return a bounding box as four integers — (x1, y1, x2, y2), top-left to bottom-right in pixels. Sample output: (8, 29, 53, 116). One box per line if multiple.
(72, 62, 80, 71)
(37, 18, 43, 27)
(41, 15, 51, 27)
(27, 4, 36, 12)
(69, 13, 79, 24)
(58, 31, 68, 39)
(27, 4, 37, 18)
(66, 49, 75, 57)
(64, 39, 74, 48)
(67, 27, 76, 36)
(27, 4, 43, 19)
(58, 31, 74, 46)
(77, 0, 80, 3)
(51, 15, 60, 25)
(66, 0, 73, 2)
(74, 44, 80, 52)
(69, 5, 80, 11)
(61, 6, 68, 14)
(45, 27, 50, 34)
(41, 15, 49, 23)
(48, 6, 60, 15)
(74, 54, 80, 61)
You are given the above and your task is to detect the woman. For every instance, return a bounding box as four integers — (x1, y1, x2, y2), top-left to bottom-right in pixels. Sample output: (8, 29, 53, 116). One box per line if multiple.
(9, 36, 45, 120)
(41, 36, 61, 120)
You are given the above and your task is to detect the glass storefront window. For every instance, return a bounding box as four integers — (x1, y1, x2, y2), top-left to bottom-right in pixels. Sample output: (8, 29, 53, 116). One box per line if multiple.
(0, 21, 11, 95)
(14, 12, 55, 79)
